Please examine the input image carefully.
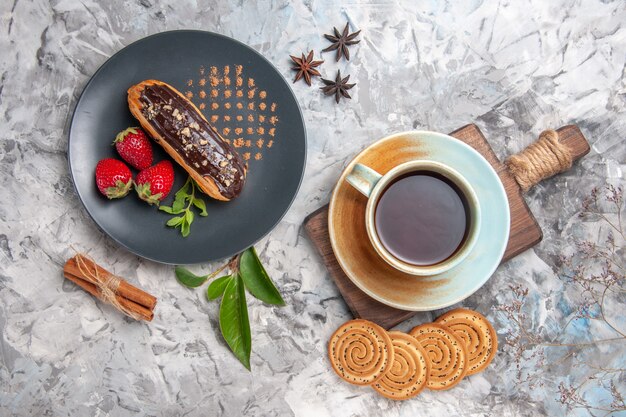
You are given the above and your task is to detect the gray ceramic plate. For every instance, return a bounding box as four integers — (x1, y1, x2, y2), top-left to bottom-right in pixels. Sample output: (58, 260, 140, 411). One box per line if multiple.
(68, 30, 306, 264)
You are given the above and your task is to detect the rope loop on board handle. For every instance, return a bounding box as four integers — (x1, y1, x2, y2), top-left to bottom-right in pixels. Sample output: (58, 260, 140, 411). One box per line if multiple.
(506, 129, 573, 192)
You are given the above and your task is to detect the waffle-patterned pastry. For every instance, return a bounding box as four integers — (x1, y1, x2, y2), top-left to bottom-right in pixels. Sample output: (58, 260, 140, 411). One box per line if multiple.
(128, 80, 246, 201)
(435, 308, 498, 375)
(328, 319, 394, 385)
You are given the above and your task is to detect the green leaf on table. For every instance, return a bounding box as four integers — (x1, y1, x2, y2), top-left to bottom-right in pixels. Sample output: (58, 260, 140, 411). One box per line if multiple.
(175, 266, 207, 288)
(207, 275, 232, 300)
(219, 274, 251, 370)
(239, 247, 285, 306)
(192, 197, 208, 216)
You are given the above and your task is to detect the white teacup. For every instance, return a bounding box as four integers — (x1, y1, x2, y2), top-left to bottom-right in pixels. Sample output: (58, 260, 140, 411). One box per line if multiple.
(346, 160, 481, 276)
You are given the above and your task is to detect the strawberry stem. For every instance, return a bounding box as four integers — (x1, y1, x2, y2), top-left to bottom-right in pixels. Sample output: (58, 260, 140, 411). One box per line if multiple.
(135, 182, 163, 205)
(113, 127, 139, 144)
(105, 178, 133, 199)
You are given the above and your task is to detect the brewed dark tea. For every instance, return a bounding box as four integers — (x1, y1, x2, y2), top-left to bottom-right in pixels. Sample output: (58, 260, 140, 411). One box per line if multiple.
(374, 171, 469, 266)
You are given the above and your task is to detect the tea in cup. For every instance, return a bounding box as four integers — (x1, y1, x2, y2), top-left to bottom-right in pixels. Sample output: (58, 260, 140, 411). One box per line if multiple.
(346, 160, 480, 276)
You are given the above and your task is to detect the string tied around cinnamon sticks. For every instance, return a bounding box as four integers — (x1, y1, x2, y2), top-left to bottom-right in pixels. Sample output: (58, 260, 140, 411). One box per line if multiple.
(74, 254, 134, 319)
(63, 253, 157, 321)
(506, 129, 573, 192)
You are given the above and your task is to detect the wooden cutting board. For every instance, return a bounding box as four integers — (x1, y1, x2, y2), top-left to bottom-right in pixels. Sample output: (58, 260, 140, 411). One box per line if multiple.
(303, 124, 589, 329)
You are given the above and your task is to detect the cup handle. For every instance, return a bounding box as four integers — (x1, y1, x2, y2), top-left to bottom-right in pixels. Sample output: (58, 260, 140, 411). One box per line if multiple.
(345, 163, 383, 197)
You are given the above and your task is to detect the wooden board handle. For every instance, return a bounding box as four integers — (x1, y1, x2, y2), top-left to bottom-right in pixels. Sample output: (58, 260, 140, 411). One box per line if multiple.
(506, 125, 590, 192)
(555, 125, 591, 161)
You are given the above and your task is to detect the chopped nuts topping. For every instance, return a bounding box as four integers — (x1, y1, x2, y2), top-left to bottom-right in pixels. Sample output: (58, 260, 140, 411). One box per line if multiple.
(144, 104, 159, 120)
(219, 160, 228, 167)
(226, 154, 233, 160)
(199, 139, 208, 145)
(171, 108, 184, 121)
(180, 127, 191, 137)
(190, 122, 200, 130)
(202, 160, 208, 166)
(194, 162, 200, 168)
(224, 179, 231, 186)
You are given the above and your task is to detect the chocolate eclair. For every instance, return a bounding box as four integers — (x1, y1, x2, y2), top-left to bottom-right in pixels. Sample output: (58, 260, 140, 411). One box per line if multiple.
(127, 80, 246, 201)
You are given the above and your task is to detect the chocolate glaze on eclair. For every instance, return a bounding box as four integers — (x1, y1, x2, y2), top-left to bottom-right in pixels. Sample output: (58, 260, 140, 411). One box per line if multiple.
(128, 80, 246, 201)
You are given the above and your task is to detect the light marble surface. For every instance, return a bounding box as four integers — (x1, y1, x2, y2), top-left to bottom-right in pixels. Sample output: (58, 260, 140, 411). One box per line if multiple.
(1, 0, 625, 416)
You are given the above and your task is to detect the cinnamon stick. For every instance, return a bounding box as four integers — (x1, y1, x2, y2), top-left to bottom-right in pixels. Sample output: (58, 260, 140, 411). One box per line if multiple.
(64, 256, 157, 310)
(63, 272, 154, 321)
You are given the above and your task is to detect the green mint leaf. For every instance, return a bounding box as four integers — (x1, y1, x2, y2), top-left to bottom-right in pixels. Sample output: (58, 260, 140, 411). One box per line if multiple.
(167, 216, 184, 227)
(175, 266, 208, 288)
(192, 197, 208, 216)
(160, 205, 184, 214)
(185, 210, 194, 225)
(207, 275, 232, 300)
(175, 176, 192, 199)
(172, 198, 186, 213)
(219, 274, 251, 370)
(181, 218, 191, 237)
(239, 247, 285, 306)
(163, 176, 201, 237)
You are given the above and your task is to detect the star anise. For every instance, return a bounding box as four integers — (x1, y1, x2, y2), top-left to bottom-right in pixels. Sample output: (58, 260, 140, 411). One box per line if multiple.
(320, 70, 356, 103)
(322, 22, 361, 62)
(290, 51, 324, 86)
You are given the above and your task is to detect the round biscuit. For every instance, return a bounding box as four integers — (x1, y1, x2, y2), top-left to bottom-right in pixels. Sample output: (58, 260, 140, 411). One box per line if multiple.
(409, 323, 468, 390)
(328, 319, 394, 385)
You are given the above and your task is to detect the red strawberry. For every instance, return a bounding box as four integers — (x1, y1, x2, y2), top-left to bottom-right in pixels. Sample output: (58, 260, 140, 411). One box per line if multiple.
(95, 158, 133, 199)
(113, 127, 153, 170)
(135, 160, 175, 205)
